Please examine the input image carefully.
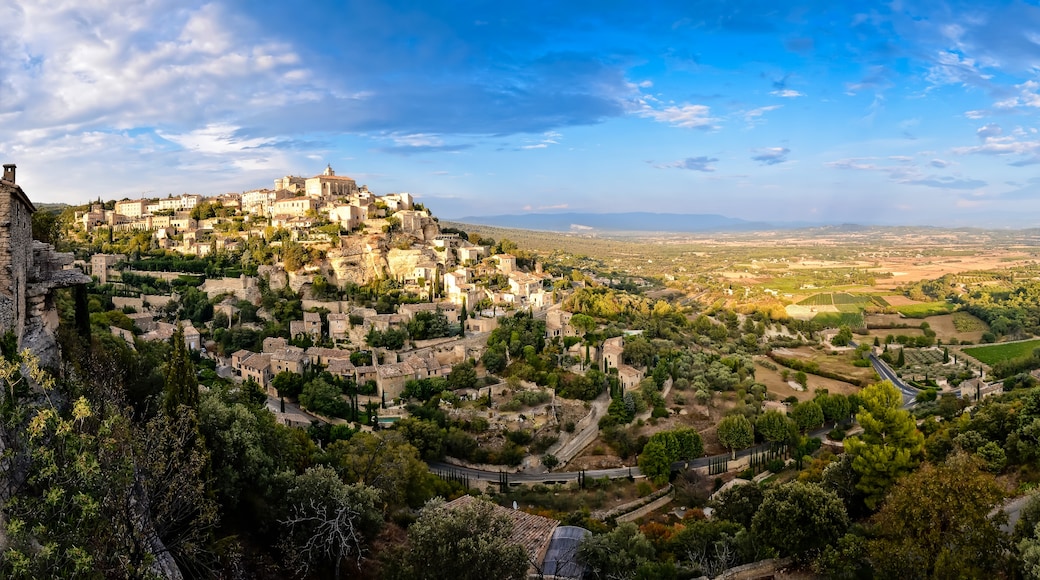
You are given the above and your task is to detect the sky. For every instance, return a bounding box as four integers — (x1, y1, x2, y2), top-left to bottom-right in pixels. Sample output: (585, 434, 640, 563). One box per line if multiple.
(3, 1, 1040, 227)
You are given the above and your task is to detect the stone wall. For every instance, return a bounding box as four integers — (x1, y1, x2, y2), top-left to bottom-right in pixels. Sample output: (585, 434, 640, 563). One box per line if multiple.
(0, 166, 36, 345)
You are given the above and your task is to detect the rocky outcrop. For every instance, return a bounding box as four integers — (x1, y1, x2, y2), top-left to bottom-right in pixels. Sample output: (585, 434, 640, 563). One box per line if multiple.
(386, 247, 439, 280)
(23, 242, 91, 367)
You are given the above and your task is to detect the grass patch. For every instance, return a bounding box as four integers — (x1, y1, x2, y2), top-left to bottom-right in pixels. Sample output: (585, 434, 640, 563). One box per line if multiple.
(962, 339, 1040, 365)
(895, 301, 956, 318)
(798, 293, 833, 306)
(813, 312, 864, 329)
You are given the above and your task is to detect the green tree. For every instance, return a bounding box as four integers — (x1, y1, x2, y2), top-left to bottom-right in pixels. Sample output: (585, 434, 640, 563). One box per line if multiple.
(832, 325, 853, 347)
(751, 481, 849, 559)
(300, 377, 349, 418)
(326, 431, 434, 510)
(817, 392, 851, 424)
(868, 454, 1008, 579)
(844, 381, 925, 510)
(670, 519, 770, 577)
(163, 325, 198, 415)
(717, 414, 754, 459)
(637, 428, 702, 485)
(756, 410, 793, 444)
(446, 360, 479, 391)
(382, 498, 528, 580)
(709, 482, 765, 529)
(791, 400, 824, 433)
(578, 522, 656, 580)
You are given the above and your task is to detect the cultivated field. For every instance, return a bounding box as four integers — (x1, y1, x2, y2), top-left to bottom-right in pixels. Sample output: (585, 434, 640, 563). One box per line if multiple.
(962, 339, 1040, 366)
(753, 360, 860, 401)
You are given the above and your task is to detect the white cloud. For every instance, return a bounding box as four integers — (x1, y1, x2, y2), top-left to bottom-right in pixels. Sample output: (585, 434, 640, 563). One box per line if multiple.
(743, 105, 782, 126)
(769, 89, 804, 98)
(638, 102, 719, 129)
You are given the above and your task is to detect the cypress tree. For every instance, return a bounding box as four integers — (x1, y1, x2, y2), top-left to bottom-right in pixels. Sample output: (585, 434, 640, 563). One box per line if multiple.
(163, 324, 199, 416)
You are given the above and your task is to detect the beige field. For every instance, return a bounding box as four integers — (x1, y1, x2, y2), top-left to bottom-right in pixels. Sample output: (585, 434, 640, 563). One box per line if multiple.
(754, 360, 859, 402)
(865, 312, 989, 343)
(924, 313, 989, 343)
(883, 295, 924, 306)
(869, 254, 1033, 289)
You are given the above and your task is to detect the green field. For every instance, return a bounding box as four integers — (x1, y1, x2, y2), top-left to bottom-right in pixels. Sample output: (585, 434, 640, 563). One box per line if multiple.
(895, 301, 957, 318)
(813, 312, 865, 329)
(962, 339, 1040, 365)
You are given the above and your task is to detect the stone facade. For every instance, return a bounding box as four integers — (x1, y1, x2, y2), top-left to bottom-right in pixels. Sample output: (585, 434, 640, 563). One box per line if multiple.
(0, 164, 91, 364)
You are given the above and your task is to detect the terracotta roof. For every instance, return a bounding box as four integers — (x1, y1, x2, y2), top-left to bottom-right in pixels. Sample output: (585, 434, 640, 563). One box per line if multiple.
(444, 495, 558, 568)
(241, 353, 271, 371)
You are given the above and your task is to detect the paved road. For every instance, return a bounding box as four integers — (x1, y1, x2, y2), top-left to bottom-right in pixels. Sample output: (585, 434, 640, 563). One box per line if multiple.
(869, 352, 919, 407)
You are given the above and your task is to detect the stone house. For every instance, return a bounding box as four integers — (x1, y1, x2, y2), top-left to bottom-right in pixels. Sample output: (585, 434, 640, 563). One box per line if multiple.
(602, 336, 624, 371)
(271, 347, 307, 375)
(398, 302, 460, 324)
(326, 358, 357, 381)
(327, 313, 349, 341)
(183, 323, 201, 351)
(617, 364, 644, 390)
(240, 353, 273, 389)
(231, 349, 254, 371)
(376, 363, 415, 399)
(545, 308, 575, 339)
(263, 336, 288, 353)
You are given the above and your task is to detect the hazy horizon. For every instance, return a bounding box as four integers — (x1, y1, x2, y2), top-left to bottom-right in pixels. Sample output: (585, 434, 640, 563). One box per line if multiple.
(4, 1, 1040, 227)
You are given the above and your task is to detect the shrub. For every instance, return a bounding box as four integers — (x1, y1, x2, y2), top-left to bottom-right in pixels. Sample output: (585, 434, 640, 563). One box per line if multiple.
(766, 459, 786, 473)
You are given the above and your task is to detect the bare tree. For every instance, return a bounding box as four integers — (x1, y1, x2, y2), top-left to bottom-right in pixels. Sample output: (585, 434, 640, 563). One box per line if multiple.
(280, 466, 381, 579)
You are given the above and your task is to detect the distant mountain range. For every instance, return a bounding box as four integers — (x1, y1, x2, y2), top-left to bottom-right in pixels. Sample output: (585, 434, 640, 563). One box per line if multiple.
(452, 212, 811, 233)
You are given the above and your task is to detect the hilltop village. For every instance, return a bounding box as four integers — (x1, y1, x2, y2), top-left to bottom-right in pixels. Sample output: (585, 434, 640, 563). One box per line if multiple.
(70, 165, 646, 436)
(9, 162, 1040, 578)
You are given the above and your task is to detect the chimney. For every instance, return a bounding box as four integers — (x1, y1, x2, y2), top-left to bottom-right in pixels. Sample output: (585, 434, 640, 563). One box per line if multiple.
(2, 164, 14, 184)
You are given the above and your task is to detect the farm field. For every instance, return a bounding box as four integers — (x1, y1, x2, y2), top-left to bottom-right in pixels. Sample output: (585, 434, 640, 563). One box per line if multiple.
(894, 300, 957, 318)
(961, 339, 1040, 366)
(770, 346, 880, 386)
(753, 359, 859, 401)
(926, 312, 989, 343)
(864, 312, 990, 344)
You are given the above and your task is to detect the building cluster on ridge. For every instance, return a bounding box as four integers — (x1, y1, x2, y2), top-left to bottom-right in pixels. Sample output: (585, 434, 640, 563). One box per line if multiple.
(73, 165, 649, 410)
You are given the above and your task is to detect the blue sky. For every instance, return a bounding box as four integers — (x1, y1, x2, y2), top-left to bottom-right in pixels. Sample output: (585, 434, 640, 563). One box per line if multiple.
(3, 1, 1040, 226)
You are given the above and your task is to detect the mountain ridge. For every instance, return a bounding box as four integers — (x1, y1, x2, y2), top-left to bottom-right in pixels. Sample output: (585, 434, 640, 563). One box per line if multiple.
(452, 211, 812, 232)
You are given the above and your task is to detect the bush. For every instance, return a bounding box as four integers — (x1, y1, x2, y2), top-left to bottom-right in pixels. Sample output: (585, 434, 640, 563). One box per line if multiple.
(828, 428, 846, 441)
(636, 481, 653, 497)
(766, 459, 786, 473)
(506, 430, 533, 446)
(564, 420, 576, 433)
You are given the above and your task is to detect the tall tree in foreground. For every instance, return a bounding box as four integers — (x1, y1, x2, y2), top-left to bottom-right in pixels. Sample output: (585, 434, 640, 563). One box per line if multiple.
(382, 497, 528, 580)
(163, 325, 199, 416)
(843, 381, 924, 509)
(868, 453, 1009, 579)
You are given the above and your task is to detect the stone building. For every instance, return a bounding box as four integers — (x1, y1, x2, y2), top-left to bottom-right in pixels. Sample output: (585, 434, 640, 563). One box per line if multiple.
(0, 164, 91, 364)
(305, 165, 358, 198)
